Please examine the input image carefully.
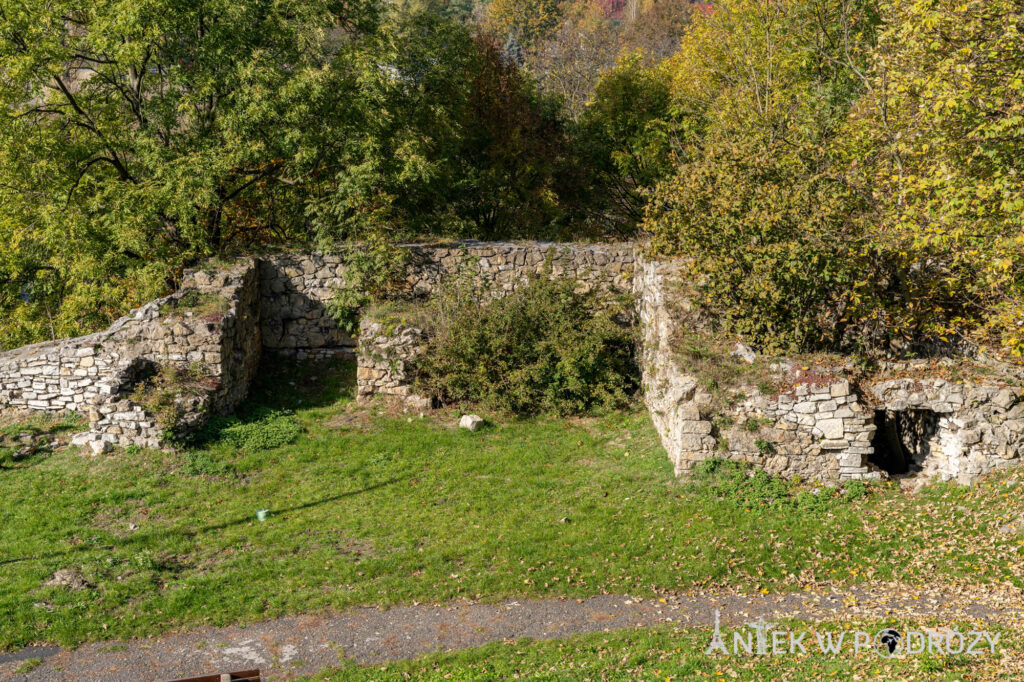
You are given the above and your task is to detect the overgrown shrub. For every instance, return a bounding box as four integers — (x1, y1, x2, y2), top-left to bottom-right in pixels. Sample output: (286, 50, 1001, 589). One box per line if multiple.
(129, 364, 210, 435)
(191, 408, 303, 453)
(644, 0, 878, 354)
(415, 272, 639, 415)
(327, 235, 411, 336)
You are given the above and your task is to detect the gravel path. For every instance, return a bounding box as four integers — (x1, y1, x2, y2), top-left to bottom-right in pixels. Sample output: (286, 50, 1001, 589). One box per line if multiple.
(2, 584, 1021, 681)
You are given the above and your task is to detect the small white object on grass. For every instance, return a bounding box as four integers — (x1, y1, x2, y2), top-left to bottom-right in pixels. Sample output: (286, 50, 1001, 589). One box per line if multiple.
(88, 439, 110, 455)
(459, 414, 484, 431)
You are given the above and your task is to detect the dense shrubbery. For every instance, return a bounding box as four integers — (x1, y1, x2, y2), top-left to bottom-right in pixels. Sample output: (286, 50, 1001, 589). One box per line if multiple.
(414, 272, 639, 415)
(843, 0, 1024, 356)
(643, 0, 880, 353)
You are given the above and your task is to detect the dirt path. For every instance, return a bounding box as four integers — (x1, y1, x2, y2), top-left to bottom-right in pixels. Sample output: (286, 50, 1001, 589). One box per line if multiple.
(2, 584, 1021, 681)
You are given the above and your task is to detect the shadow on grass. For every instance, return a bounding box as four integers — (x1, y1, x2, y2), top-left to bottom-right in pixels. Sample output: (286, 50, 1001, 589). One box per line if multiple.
(0, 475, 405, 567)
(248, 355, 356, 412)
(183, 356, 357, 452)
(0, 415, 87, 470)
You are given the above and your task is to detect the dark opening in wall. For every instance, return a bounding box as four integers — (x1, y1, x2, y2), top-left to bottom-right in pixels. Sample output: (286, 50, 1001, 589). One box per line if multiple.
(115, 357, 160, 395)
(870, 409, 939, 475)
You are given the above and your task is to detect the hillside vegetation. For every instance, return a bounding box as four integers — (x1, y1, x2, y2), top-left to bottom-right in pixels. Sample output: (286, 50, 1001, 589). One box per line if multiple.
(0, 0, 1020, 359)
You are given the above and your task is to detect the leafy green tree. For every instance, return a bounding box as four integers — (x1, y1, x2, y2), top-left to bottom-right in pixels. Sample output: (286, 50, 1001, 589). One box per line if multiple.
(0, 0, 379, 346)
(310, 17, 578, 244)
(644, 0, 880, 352)
(576, 52, 674, 236)
(0, 1, 586, 348)
(844, 0, 1024, 357)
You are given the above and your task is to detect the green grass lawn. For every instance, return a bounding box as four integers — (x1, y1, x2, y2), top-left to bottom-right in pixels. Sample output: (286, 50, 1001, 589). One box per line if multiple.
(307, 620, 1021, 681)
(0, 358, 1021, 651)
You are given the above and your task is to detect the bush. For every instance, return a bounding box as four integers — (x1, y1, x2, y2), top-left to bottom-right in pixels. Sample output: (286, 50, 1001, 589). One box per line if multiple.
(327, 235, 411, 337)
(129, 364, 211, 436)
(190, 408, 303, 453)
(414, 272, 639, 415)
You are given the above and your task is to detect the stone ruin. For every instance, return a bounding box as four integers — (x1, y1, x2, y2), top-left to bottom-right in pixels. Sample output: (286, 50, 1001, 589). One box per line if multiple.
(0, 239, 1020, 485)
(356, 319, 432, 411)
(0, 260, 261, 453)
(635, 254, 1024, 485)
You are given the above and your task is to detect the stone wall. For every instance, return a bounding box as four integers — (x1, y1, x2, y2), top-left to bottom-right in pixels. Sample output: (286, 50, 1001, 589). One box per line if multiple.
(400, 240, 636, 298)
(634, 253, 716, 475)
(260, 241, 636, 358)
(866, 376, 1023, 483)
(0, 260, 261, 451)
(356, 319, 432, 411)
(1, 240, 1019, 486)
(705, 376, 880, 481)
(0, 241, 636, 451)
(349, 241, 636, 407)
(634, 253, 880, 480)
(634, 251, 1024, 484)
(259, 254, 352, 358)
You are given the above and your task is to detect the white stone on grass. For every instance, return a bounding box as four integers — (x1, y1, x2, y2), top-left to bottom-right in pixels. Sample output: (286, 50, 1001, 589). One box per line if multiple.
(459, 414, 484, 431)
(88, 439, 110, 455)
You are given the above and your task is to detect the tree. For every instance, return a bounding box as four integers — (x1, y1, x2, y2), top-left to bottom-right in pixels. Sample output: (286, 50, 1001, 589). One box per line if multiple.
(644, 0, 881, 352)
(486, 0, 563, 49)
(843, 0, 1024, 357)
(308, 14, 579, 244)
(576, 52, 674, 236)
(445, 32, 573, 239)
(526, 0, 622, 119)
(617, 0, 694, 62)
(0, 1, 589, 348)
(525, 0, 693, 121)
(0, 0, 380, 346)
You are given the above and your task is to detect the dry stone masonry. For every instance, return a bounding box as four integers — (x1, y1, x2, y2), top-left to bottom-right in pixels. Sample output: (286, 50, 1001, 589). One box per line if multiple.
(0, 260, 261, 451)
(0, 239, 1020, 486)
(632, 254, 874, 480)
(356, 318, 432, 411)
(634, 251, 1024, 483)
(260, 241, 635, 359)
(350, 241, 636, 409)
(0, 241, 635, 450)
(673, 375, 882, 482)
(866, 376, 1024, 483)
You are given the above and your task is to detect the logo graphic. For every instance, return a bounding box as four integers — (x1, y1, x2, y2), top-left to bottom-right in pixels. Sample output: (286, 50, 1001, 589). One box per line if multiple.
(705, 609, 728, 655)
(875, 628, 902, 657)
(744, 617, 778, 655)
(703, 610, 999, 657)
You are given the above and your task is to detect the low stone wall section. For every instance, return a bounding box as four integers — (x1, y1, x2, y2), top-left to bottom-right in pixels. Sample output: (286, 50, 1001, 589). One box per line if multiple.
(0, 260, 261, 450)
(356, 319, 432, 411)
(867, 377, 1023, 483)
(634, 251, 1023, 483)
(261, 241, 636, 358)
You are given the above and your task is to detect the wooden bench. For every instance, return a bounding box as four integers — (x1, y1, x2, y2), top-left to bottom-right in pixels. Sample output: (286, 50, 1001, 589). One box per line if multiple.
(166, 671, 261, 682)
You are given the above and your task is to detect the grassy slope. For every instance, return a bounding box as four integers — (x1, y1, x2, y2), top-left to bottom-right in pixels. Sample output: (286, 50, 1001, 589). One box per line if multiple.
(0, 358, 1021, 651)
